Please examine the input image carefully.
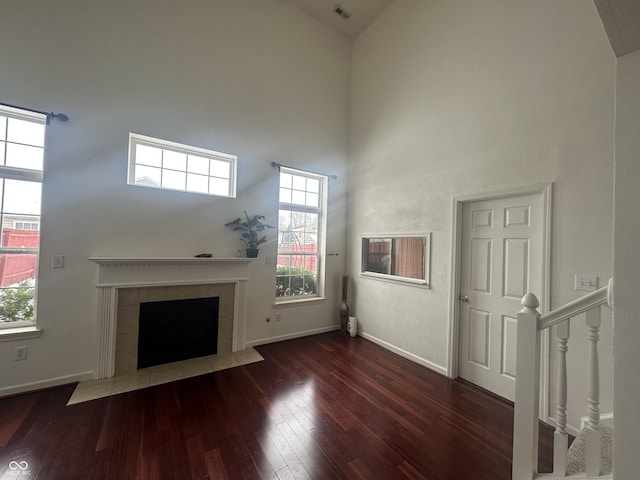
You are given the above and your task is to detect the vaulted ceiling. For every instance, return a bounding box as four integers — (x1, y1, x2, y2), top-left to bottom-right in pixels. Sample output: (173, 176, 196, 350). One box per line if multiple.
(594, 0, 640, 57)
(288, 0, 640, 58)
(286, 0, 395, 39)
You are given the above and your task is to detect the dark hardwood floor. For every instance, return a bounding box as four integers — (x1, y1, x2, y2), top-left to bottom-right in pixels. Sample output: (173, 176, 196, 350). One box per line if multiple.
(0, 332, 553, 479)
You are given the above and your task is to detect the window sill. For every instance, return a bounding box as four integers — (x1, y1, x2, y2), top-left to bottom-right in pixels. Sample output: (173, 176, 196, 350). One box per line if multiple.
(360, 271, 430, 288)
(273, 296, 326, 308)
(0, 326, 43, 342)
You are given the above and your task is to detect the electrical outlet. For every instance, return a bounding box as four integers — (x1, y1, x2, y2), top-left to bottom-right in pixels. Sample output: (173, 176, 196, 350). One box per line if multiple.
(275, 312, 281, 322)
(14, 346, 28, 361)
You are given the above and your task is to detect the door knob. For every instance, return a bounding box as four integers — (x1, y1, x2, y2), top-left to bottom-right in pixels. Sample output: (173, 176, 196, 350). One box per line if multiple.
(459, 295, 470, 303)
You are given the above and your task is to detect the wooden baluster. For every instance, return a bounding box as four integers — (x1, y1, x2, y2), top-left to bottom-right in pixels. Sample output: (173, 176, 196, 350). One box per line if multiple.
(553, 319, 570, 476)
(513, 293, 541, 480)
(585, 306, 602, 477)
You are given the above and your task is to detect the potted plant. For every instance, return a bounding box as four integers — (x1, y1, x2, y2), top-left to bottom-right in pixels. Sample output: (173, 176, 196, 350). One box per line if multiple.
(225, 211, 274, 258)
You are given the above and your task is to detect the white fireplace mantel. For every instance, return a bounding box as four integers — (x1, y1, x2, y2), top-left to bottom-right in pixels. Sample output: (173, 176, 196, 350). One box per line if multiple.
(89, 256, 254, 287)
(90, 256, 254, 265)
(90, 256, 254, 379)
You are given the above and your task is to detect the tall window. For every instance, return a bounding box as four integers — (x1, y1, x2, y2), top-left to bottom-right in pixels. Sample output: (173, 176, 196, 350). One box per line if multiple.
(128, 133, 237, 198)
(276, 167, 327, 300)
(0, 106, 45, 327)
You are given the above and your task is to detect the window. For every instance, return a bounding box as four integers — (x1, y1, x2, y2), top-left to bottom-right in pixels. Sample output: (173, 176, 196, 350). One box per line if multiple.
(14, 221, 39, 230)
(128, 133, 237, 198)
(0, 105, 45, 328)
(276, 167, 327, 300)
(361, 235, 431, 286)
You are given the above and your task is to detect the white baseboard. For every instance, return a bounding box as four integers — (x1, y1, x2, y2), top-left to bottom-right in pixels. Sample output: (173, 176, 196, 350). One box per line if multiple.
(358, 331, 448, 376)
(245, 325, 340, 348)
(0, 371, 94, 398)
(547, 413, 579, 437)
(246, 327, 448, 379)
(580, 412, 614, 430)
(546, 412, 614, 437)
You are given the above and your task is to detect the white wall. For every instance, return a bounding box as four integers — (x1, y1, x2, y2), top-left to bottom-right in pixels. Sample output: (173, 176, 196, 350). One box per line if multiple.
(613, 49, 640, 478)
(348, 0, 615, 431)
(0, 0, 350, 393)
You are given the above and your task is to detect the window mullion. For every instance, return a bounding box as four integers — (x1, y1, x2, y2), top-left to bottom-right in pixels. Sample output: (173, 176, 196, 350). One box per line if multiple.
(0, 166, 43, 182)
(0, 248, 39, 254)
(279, 203, 320, 215)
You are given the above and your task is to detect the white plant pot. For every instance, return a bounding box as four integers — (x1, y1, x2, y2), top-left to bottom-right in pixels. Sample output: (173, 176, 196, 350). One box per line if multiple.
(348, 316, 357, 338)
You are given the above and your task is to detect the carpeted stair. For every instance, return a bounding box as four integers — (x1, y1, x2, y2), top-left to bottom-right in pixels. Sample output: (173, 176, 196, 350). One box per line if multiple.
(566, 425, 613, 475)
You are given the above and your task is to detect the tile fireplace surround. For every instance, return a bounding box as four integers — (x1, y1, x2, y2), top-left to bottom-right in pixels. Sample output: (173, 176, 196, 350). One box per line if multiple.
(89, 257, 253, 380)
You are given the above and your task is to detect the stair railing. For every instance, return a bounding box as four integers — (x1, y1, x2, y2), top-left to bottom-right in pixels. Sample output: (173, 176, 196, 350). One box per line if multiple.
(512, 278, 613, 480)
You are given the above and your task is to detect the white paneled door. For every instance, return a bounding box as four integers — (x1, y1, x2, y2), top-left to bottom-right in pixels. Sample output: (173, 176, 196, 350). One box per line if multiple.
(458, 194, 543, 401)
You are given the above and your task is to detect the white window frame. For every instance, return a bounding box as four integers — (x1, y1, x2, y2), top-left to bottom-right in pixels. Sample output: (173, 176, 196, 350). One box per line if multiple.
(127, 133, 237, 198)
(0, 105, 45, 330)
(276, 167, 327, 304)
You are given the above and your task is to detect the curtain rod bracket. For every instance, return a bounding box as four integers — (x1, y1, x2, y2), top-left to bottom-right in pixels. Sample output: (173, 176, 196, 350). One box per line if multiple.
(47, 112, 69, 124)
(1, 102, 69, 125)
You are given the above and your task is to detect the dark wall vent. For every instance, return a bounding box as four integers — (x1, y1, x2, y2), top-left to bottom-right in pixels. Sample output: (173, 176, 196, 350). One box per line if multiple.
(333, 5, 351, 20)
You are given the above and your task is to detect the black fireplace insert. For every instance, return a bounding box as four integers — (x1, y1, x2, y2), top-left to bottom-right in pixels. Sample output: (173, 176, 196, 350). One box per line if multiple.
(137, 296, 219, 369)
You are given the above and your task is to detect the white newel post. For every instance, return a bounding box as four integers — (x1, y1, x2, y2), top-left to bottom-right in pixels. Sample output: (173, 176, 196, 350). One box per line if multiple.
(553, 319, 570, 476)
(585, 306, 602, 477)
(513, 293, 541, 480)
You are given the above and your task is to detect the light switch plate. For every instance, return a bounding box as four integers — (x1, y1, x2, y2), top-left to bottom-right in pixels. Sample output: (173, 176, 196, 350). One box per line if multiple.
(575, 275, 598, 292)
(52, 255, 64, 269)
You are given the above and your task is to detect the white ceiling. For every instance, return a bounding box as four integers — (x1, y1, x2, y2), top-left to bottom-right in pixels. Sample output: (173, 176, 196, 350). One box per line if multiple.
(286, 0, 395, 39)
(286, 0, 640, 56)
(594, 0, 640, 57)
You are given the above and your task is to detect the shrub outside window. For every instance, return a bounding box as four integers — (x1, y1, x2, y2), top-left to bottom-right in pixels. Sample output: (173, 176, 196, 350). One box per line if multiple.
(276, 167, 327, 300)
(128, 133, 237, 198)
(0, 106, 45, 328)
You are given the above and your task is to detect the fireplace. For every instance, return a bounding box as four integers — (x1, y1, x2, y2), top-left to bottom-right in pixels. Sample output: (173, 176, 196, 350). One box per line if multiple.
(138, 296, 219, 369)
(114, 283, 233, 375)
(90, 257, 253, 380)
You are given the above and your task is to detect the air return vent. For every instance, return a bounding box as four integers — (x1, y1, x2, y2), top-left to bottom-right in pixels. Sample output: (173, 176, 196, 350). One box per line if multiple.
(333, 5, 351, 20)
